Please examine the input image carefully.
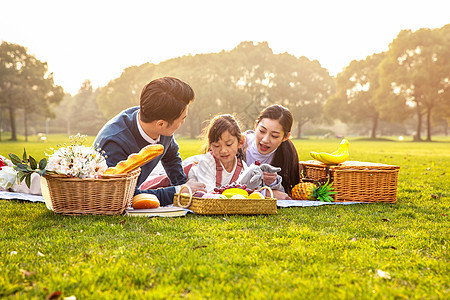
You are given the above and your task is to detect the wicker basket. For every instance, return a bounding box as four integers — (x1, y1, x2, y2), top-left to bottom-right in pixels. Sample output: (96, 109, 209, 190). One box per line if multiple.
(42, 168, 141, 215)
(299, 160, 400, 203)
(174, 186, 277, 215)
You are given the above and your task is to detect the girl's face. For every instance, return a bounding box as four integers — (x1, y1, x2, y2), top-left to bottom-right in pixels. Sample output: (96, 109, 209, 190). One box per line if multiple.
(210, 130, 243, 168)
(255, 118, 290, 155)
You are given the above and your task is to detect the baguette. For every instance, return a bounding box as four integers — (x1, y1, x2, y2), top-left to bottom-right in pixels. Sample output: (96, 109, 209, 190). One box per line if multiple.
(104, 144, 164, 175)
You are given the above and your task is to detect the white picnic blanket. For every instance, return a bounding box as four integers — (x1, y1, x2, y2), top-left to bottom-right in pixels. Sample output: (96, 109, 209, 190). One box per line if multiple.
(1, 191, 366, 208)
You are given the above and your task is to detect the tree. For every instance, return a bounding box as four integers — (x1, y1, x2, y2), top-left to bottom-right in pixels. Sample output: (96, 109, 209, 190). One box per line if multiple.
(0, 42, 63, 141)
(95, 41, 335, 138)
(325, 52, 393, 138)
(380, 25, 450, 141)
(272, 54, 335, 138)
(70, 80, 107, 136)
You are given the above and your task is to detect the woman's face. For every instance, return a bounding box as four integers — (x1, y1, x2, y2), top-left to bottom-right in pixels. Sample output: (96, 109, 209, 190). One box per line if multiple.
(210, 130, 243, 168)
(255, 118, 290, 155)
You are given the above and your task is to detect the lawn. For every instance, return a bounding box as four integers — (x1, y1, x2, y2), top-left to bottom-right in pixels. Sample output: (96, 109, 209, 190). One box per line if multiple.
(0, 135, 449, 299)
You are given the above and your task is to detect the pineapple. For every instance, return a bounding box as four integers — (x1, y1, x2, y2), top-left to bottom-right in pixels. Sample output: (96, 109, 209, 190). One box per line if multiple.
(291, 180, 336, 202)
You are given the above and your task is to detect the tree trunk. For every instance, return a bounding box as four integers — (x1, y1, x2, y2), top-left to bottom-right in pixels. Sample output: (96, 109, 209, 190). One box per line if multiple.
(189, 117, 196, 139)
(371, 113, 379, 139)
(24, 109, 28, 142)
(414, 101, 422, 141)
(426, 107, 432, 142)
(297, 122, 302, 139)
(8, 106, 17, 141)
(0, 109, 2, 142)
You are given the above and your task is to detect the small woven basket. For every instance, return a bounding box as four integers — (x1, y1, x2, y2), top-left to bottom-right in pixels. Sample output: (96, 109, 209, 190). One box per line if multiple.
(174, 186, 277, 215)
(299, 160, 400, 203)
(42, 168, 141, 215)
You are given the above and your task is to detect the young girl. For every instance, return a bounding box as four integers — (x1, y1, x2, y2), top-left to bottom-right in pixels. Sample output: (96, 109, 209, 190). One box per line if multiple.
(187, 114, 248, 193)
(244, 104, 300, 199)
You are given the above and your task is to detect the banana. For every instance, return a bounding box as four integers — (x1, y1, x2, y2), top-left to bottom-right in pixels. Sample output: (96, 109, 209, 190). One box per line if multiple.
(310, 139, 350, 165)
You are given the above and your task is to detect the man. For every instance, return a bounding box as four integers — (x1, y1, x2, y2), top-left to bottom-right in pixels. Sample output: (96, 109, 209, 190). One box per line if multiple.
(94, 77, 206, 205)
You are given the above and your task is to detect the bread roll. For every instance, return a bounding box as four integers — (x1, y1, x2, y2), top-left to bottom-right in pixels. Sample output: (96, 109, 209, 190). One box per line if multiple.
(104, 144, 164, 175)
(132, 194, 160, 209)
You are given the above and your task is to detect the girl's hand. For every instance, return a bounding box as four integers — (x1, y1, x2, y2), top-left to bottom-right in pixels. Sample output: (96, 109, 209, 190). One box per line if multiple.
(185, 180, 207, 193)
(262, 172, 277, 185)
(272, 190, 292, 200)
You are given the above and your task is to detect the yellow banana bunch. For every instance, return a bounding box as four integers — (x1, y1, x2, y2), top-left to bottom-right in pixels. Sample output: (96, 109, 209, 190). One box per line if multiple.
(310, 139, 350, 165)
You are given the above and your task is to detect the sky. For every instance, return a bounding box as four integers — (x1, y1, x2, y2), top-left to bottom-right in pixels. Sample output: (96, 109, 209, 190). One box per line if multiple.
(1, 0, 449, 95)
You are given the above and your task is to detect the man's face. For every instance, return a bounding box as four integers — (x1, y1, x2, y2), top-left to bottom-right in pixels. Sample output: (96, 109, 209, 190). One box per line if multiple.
(161, 107, 188, 136)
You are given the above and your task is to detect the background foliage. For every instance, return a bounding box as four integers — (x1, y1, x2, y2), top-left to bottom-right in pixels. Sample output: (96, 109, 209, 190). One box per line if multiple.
(1, 25, 448, 142)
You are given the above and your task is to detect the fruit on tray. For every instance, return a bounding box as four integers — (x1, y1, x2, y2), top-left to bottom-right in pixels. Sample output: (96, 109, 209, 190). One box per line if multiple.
(291, 180, 336, 202)
(222, 188, 249, 198)
(132, 193, 160, 209)
(230, 194, 247, 199)
(213, 183, 254, 195)
(247, 191, 265, 199)
(202, 193, 227, 199)
(193, 191, 206, 198)
(310, 139, 349, 165)
(104, 144, 164, 175)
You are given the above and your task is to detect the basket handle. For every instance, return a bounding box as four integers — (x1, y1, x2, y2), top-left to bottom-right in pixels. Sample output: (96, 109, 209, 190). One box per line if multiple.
(176, 185, 193, 208)
(258, 186, 274, 198)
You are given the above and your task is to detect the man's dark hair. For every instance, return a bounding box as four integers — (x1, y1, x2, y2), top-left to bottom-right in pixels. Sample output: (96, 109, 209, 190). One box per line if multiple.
(139, 77, 194, 125)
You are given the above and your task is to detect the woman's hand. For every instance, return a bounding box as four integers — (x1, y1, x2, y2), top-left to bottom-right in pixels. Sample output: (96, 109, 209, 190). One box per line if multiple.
(272, 190, 292, 200)
(262, 172, 277, 185)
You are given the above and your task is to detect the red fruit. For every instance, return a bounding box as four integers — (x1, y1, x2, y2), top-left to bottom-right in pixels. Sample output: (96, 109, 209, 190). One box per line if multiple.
(255, 160, 261, 166)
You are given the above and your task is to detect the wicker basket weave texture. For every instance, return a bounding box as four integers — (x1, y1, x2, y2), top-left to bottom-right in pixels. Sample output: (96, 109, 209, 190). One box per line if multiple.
(44, 168, 140, 215)
(300, 160, 400, 203)
(174, 186, 277, 215)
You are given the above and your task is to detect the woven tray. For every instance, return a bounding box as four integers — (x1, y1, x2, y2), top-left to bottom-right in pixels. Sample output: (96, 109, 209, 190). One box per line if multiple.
(42, 168, 141, 215)
(299, 160, 400, 203)
(174, 186, 277, 215)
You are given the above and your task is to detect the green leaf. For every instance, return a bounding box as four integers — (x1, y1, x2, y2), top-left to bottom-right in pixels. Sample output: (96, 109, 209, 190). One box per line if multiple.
(8, 153, 22, 166)
(38, 169, 47, 176)
(22, 148, 28, 162)
(29, 156, 37, 170)
(38, 158, 47, 170)
(15, 164, 29, 171)
(18, 171, 28, 182)
(25, 173, 32, 188)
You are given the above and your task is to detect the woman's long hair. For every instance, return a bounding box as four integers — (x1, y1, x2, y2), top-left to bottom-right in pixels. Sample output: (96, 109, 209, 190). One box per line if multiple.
(255, 105, 300, 194)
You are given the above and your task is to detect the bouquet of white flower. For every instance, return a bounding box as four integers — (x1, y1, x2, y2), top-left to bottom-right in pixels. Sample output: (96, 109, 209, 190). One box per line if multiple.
(46, 134, 107, 179)
(8, 134, 108, 188)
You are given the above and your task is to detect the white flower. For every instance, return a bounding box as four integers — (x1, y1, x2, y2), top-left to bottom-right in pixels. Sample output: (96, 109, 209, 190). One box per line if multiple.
(46, 144, 107, 179)
(0, 166, 18, 189)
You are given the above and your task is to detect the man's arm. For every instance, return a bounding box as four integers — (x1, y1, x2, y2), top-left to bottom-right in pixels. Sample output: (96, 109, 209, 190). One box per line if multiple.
(135, 186, 176, 206)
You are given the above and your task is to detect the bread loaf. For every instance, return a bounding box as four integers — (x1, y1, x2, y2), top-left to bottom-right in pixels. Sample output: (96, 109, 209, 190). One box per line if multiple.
(104, 144, 164, 175)
(132, 194, 160, 209)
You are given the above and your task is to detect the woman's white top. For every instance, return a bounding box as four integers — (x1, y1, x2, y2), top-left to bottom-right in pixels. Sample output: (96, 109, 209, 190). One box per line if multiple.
(188, 152, 247, 193)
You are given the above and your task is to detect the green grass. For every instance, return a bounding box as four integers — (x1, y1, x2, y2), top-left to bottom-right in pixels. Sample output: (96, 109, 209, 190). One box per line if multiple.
(0, 136, 449, 299)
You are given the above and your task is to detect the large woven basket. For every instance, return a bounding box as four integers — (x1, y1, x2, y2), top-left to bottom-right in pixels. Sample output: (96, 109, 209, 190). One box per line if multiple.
(42, 168, 141, 215)
(174, 186, 277, 215)
(299, 160, 400, 203)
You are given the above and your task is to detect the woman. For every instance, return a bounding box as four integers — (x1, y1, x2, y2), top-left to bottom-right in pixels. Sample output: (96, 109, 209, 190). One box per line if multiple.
(244, 104, 300, 199)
